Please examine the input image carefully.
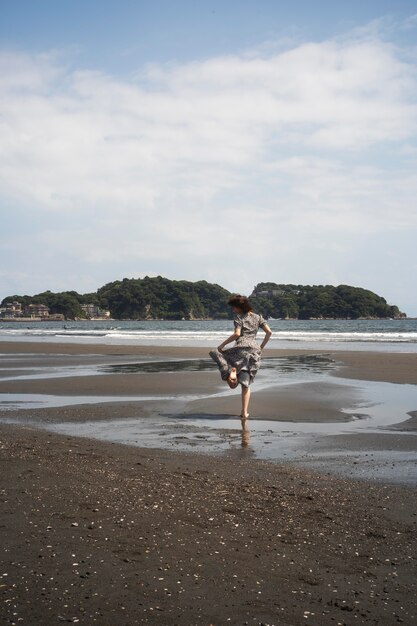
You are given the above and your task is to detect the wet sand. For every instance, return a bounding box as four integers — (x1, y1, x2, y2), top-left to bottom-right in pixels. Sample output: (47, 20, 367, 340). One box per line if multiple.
(0, 341, 417, 624)
(0, 370, 222, 398)
(1, 340, 417, 383)
(0, 341, 417, 384)
(330, 351, 417, 385)
(0, 342, 416, 474)
(0, 372, 361, 424)
(184, 381, 360, 423)
(389, 410, 417, 431)
(1, 343, 416, 411)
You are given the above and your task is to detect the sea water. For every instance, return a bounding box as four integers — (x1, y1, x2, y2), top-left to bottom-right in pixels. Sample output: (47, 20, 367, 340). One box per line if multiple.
(0, 318, 416, 351)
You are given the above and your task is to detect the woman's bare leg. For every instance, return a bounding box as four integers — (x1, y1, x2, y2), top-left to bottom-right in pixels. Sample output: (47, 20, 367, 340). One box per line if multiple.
(209, 350, 238, 388)
(240, 385, 251, 419)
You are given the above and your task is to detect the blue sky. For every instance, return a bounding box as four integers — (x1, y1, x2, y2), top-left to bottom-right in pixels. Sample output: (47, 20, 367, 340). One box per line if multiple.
(1, 1, 417, 313)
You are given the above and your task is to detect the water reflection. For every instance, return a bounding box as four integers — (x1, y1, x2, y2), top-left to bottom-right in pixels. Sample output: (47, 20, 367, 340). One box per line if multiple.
(101, 359, 211, 373)
(241, 418, 251, 448)
(101, 354, 336, 375)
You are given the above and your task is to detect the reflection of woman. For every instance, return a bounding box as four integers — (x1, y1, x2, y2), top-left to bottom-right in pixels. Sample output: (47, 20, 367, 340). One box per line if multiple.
(209, 295, 272, 423)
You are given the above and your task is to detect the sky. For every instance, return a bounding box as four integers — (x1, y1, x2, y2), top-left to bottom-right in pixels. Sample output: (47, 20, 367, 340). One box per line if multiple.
(1, 0, 417, 314)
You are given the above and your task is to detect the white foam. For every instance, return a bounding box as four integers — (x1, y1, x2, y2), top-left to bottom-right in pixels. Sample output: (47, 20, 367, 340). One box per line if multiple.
(1, 320, 416, 349)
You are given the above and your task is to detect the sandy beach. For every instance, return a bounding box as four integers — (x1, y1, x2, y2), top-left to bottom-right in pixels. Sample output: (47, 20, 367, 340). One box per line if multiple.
(1, 340, 416, 624)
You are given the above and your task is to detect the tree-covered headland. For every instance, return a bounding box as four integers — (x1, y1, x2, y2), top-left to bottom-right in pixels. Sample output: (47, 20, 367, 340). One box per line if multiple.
(0, 276, 405, 320)
(250, 283, 404, 320)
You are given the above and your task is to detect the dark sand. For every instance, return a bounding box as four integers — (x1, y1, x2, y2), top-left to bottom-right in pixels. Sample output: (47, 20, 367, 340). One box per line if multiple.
(389, 410, 417, 431)
(1, 342, 416, 425)
(1, 342, 417, 624)
(1, 340, 417, 383)
(330, 351, 417, 385)
(1, 424, 416, 626)
(0, 370, 222, 398)
(184, 381, 359, 423)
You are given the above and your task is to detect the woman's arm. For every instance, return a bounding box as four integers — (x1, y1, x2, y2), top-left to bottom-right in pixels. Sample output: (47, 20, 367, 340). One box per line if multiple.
(259, 323, 272, 351)
(217, 326, 241, 351)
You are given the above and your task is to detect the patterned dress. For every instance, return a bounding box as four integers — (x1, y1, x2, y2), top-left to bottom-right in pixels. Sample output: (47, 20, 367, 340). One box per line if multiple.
(209, 311, 268, 388)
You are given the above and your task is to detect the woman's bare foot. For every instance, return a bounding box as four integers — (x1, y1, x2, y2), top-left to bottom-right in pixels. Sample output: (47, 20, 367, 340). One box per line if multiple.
(240, 414, 250, 432)
(240, 412, 249, 419)
(227, 367, 238, 388)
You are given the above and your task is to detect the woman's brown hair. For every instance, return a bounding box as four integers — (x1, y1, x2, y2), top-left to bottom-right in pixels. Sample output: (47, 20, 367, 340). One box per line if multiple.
(227, 294, 253, 314)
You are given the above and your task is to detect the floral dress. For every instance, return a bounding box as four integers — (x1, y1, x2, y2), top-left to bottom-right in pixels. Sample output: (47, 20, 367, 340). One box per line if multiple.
(209, 311, 267, 387)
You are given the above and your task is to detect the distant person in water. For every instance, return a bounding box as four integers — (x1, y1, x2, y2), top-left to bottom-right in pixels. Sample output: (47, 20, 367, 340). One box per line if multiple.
(209, 295, 272, 425)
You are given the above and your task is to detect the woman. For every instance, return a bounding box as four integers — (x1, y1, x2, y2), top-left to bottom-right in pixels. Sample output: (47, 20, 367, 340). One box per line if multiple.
(209, 294, 272, 422)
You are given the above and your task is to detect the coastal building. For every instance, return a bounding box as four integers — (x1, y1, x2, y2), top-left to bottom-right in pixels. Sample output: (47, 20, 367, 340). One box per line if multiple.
(48, 313, 65, 321)
(24, 303, 50, 318)
(251, 289, 279, 298)
(0, 301, 23, 317)
(80, 303, 111, 319)
(81, 303, 100, 318)
(251, 287, 300, 298)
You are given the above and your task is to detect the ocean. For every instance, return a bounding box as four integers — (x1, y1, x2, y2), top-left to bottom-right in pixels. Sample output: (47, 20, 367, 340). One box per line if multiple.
(1, 318, 416, 351)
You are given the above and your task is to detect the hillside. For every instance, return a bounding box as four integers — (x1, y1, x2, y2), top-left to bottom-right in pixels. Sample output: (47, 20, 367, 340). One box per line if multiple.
(0, 277, 231, 321)
(97, 276, 231, 319)
(0, 277, 405, 320)
(250, 283, 405, 320)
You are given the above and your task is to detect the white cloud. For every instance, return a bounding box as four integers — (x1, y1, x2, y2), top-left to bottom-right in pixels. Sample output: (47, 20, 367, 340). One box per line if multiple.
(0, 26, 417, 311)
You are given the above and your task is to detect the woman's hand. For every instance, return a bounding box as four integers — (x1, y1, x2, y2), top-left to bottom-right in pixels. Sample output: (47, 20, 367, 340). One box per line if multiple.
(260, 324, 272, 352)
(217, 330, 239, 352)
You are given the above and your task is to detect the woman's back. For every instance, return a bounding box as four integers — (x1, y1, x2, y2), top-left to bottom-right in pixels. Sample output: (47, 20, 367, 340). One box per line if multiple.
(234, 311, 267, 342)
